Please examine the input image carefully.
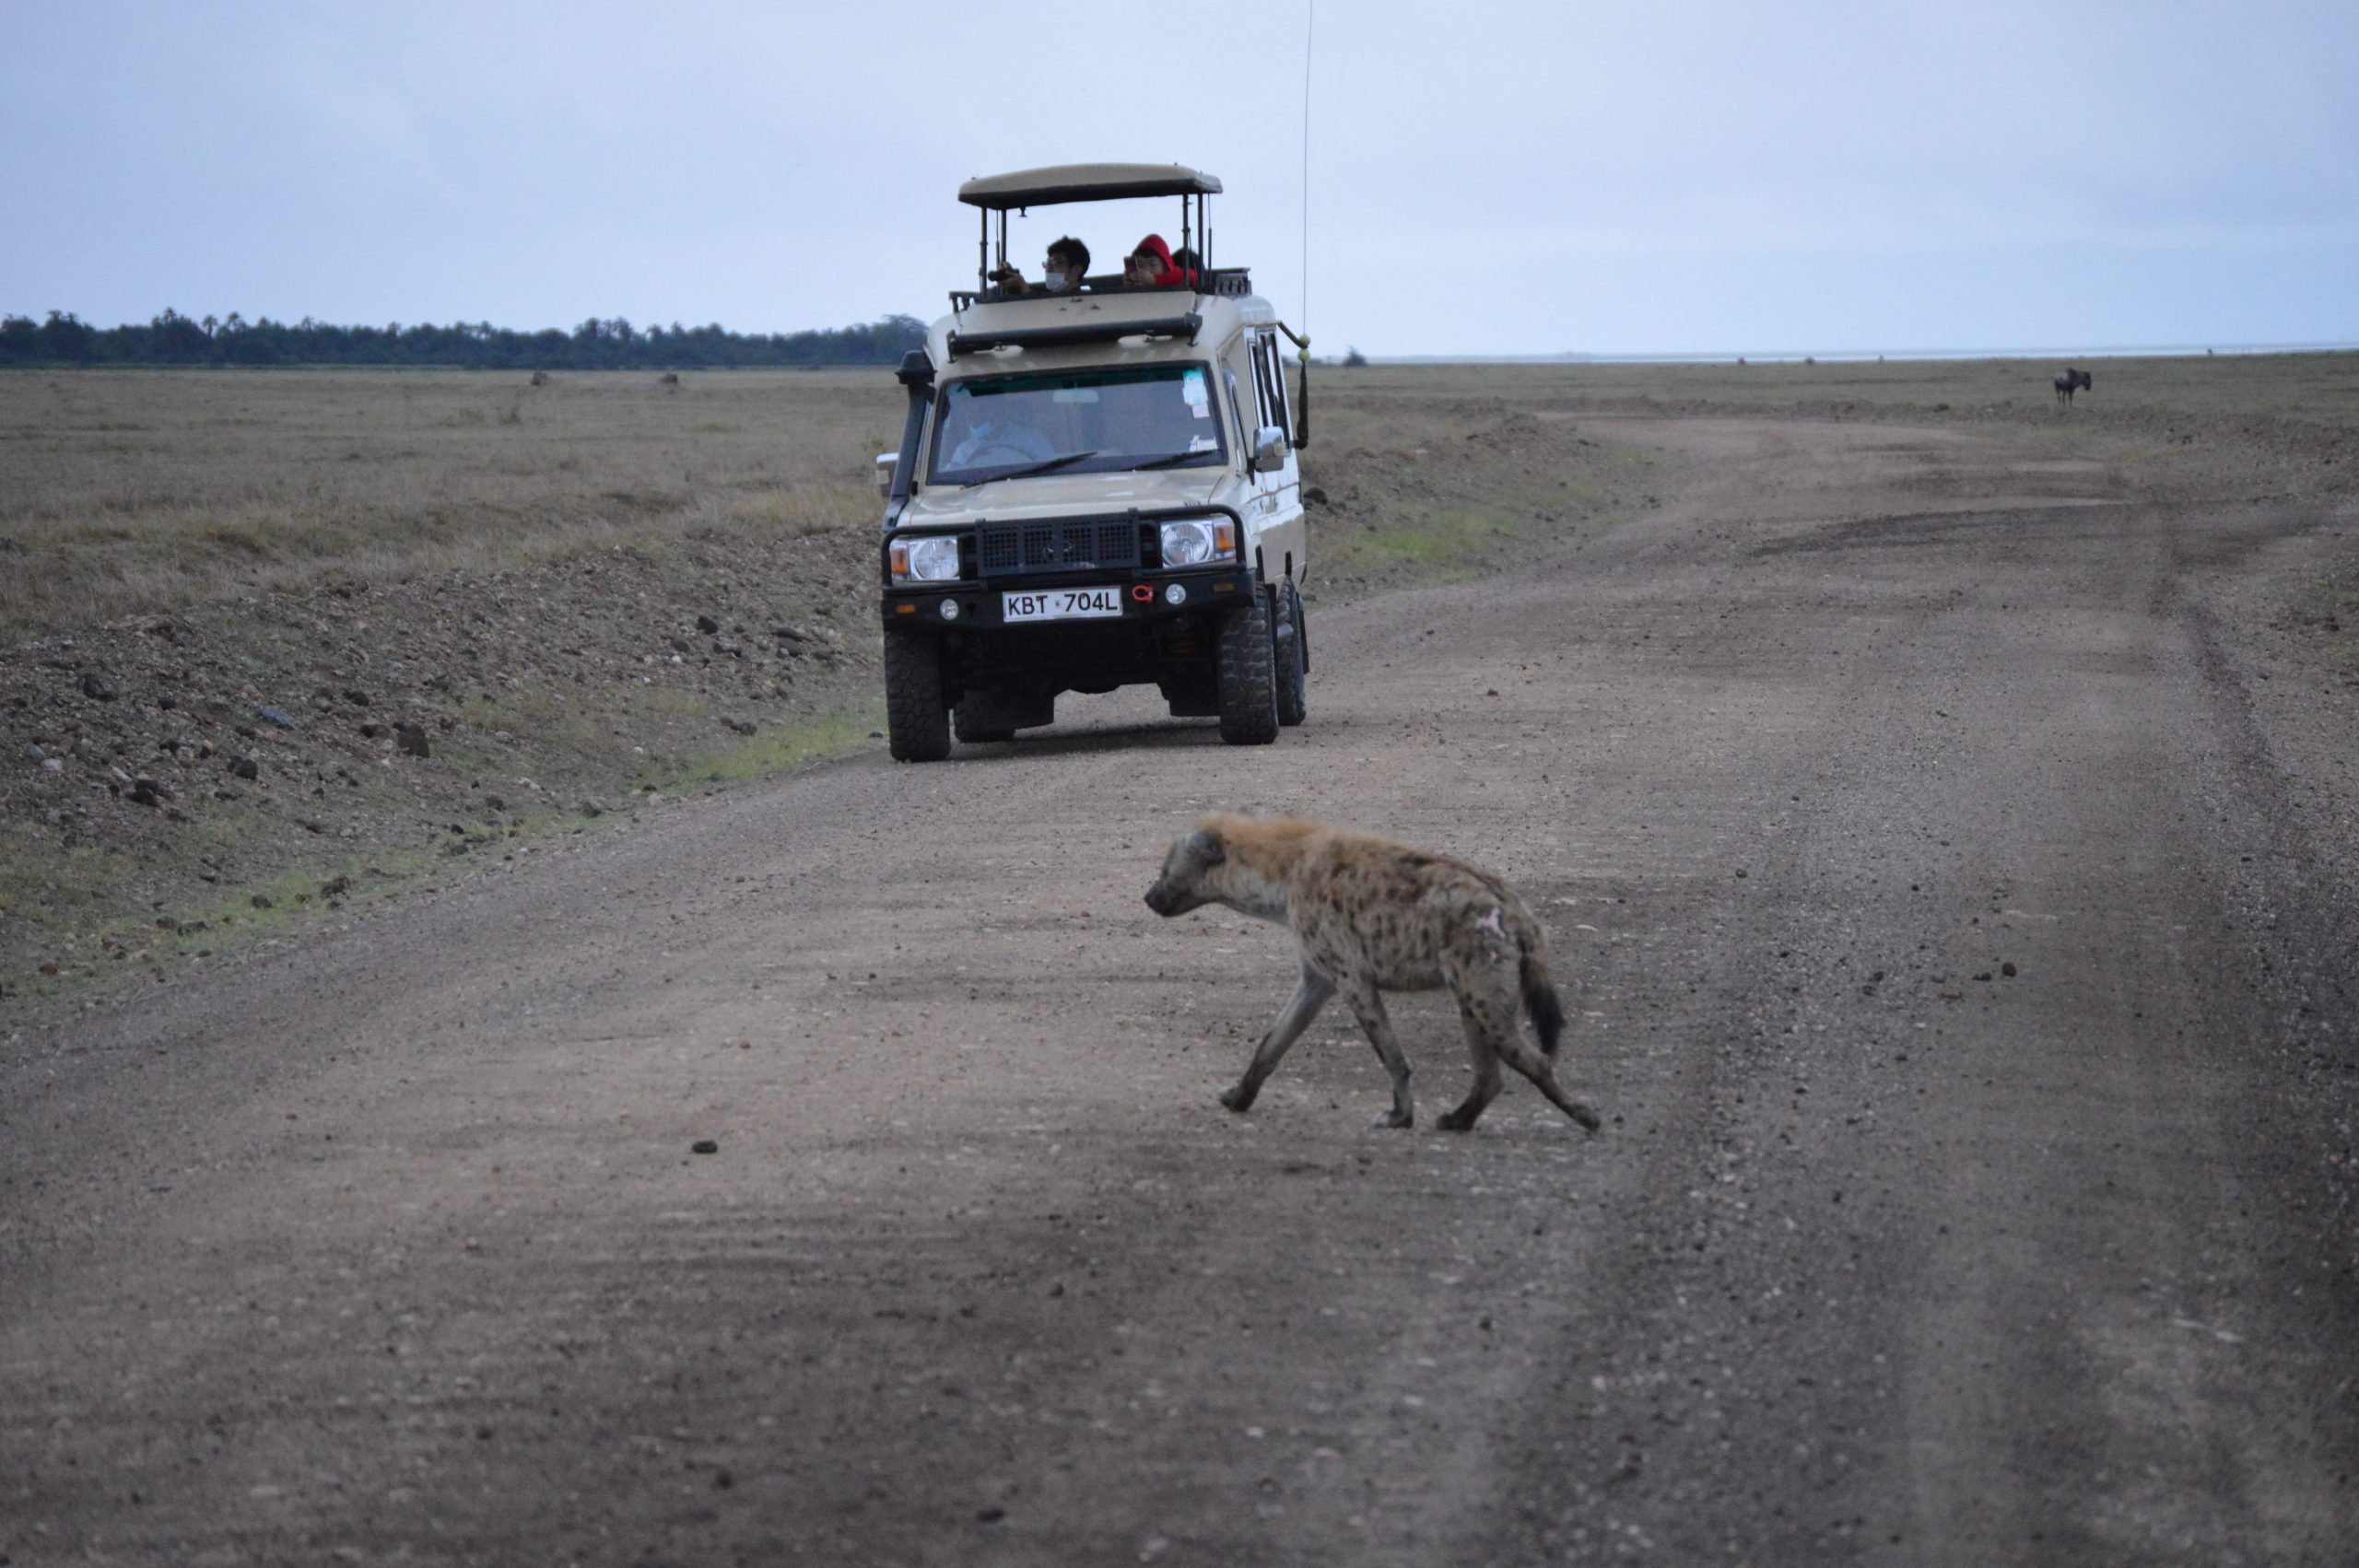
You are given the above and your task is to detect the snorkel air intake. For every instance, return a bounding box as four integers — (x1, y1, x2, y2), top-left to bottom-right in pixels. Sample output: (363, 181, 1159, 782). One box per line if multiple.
(884, 349, 934, 527)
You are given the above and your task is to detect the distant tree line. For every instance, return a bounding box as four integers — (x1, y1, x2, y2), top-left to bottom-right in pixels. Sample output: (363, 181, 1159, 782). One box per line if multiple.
(0, 309, 929, 370)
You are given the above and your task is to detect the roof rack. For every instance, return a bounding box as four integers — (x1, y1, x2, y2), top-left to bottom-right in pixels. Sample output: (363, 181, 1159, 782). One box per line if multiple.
(946, 312, 1203, 359)
(958, 163, 1223, 298)
(957, 163, 1221, 210)
(949, 267, 1250, 313)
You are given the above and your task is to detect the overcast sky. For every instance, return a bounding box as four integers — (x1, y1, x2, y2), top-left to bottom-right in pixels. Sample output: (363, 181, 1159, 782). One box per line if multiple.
(4, 1, 2353, 357)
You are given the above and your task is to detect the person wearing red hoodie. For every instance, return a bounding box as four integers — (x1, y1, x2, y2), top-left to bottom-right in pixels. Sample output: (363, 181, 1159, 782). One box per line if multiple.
(1123, 233, 1196, 289)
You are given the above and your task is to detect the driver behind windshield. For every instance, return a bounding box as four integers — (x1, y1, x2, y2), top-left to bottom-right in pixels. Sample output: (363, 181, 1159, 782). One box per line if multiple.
(989, 237, 1092, 298)
(933, 367, 1220, 484)
(947, 412, 1059, 469)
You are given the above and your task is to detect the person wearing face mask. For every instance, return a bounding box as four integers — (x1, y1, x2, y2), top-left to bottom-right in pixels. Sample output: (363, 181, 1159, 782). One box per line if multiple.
(990, 236, 1092, 297)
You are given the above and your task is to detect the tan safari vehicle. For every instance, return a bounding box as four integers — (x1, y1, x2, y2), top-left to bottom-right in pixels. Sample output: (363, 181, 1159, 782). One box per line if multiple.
(874, 163, 1311, 761)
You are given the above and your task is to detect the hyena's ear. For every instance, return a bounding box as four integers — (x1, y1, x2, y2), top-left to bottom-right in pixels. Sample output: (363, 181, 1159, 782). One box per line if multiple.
(1186, 826, 1226, 865)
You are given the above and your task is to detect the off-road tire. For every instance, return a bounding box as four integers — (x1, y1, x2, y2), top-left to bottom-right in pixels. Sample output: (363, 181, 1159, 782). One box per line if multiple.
(883, 626, 952, 762)
(1274, 582, 1308, 728)
(1216, 592, 1281, 745)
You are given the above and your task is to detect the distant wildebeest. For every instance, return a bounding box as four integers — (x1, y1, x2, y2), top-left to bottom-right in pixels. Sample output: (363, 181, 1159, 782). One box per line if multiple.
(2053, 367, 2093, 404)
(659, 372, 680, 386)
(529, 369, 550, 387)
(1144, 815, 1603, 1133)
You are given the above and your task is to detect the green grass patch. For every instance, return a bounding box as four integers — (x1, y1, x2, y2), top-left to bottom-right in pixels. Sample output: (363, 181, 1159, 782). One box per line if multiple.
(653, 703, 884, 789)
(3, 694, 889, 1027)
(1326, 504, 1529, 574)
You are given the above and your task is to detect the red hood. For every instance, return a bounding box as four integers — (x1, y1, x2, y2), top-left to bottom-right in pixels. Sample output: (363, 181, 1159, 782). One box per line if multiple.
(1133, 233, 1195, 287)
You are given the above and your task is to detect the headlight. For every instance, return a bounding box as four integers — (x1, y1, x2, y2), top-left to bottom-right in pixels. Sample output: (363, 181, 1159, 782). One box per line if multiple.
(1159, 518, 1236, 568)
(890, 534, 961, 582)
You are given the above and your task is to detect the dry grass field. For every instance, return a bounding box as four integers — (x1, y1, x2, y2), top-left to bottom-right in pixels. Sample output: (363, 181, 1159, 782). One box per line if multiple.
(6, 355, 2354, 638)
(0, 370, 893, 638)
(2, 356, 2353, 1021)
(1344, 350, 2359, 427)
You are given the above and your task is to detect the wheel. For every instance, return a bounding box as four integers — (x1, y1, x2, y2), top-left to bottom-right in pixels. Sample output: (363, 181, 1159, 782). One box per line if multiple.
(1215, 591, 1280, 745)
(1274, 582, 1308, 728)
(883, 626, 951, 762)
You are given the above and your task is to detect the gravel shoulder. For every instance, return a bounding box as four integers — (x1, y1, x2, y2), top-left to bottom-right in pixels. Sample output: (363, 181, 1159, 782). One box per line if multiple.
(4, 410, 2355, 1565)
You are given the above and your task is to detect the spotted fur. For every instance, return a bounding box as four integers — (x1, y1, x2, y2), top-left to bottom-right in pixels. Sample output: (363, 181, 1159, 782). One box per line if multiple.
(1144, 814, 1601, 1132)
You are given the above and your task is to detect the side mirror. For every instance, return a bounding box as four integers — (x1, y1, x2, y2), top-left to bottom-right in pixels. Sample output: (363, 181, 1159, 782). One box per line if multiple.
(1251, 426, 1288, 474)
(874, 451, 898, 498)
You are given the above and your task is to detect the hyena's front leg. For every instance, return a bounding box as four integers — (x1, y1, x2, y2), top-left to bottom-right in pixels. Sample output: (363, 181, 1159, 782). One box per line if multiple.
(1342, 981, 1415, 1129)
(1220, 964, 1335, 1113)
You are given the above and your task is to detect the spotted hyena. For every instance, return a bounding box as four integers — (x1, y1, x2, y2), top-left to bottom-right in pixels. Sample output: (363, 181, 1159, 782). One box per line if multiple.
(1144, 814, 1602, 1133)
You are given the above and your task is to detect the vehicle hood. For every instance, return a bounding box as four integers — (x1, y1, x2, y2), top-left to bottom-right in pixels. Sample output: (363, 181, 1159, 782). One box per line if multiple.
(897, 468, 1236, 526)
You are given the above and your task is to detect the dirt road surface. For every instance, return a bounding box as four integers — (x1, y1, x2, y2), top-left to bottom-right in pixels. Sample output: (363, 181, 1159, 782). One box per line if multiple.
(6, 415, 2355, 1565)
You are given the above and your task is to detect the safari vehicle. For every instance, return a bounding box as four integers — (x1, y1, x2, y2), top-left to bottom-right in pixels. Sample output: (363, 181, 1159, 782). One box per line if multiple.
(874, 163, 1311, 762)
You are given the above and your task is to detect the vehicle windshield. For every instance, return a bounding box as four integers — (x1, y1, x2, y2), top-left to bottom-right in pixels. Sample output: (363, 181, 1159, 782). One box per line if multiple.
(930, 364, 1226, 486)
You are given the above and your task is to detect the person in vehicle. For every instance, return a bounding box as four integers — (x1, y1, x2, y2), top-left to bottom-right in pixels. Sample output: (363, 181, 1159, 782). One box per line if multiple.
(1123, 234, 1196, 288)
(948, 416, 1058, 468)
(990, 237, 1092, 297)
(947, 409, 1059, 469)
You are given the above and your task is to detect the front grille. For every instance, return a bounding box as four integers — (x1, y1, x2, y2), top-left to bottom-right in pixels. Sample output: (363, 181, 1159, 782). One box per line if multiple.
(976, 519, 1144, 578)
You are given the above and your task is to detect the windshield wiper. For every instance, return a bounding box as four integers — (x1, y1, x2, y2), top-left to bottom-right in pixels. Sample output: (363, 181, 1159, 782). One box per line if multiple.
(1130, 449, 1217, 470)
(961, 450, 1097, 486)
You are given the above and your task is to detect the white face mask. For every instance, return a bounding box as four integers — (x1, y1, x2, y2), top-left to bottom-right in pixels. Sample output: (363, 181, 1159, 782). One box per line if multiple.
(1042, 271, 1072, 293)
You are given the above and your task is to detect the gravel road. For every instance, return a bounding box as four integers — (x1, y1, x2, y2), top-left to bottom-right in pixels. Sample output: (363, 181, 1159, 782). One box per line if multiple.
(6, 415, 2354, 1565)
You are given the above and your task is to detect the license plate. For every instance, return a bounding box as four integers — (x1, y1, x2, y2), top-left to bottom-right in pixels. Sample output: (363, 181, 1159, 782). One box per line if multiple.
(1003, 586, 1123, 623)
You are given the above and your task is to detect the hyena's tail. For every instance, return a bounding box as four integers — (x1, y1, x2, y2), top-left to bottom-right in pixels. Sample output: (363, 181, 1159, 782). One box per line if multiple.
(1520, 942, 1567, 1057)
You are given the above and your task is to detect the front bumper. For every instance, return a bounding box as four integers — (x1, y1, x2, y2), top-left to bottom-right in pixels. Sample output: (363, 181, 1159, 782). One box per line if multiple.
(881, 566, 1257, 632)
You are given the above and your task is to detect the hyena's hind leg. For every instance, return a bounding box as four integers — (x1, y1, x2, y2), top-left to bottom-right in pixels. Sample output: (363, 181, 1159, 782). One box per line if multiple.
(1436, 991, 1507, 1132)
(1439, 951, 1602, 1133)
(1220, 964, 1335, 1114)
(1496, 1028, 1602, 1132)
(1437, 957, 1521, 1130)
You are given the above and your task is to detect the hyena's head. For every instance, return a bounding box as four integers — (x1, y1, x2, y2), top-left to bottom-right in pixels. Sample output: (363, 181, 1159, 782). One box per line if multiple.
(1144, 825, 1226, 918)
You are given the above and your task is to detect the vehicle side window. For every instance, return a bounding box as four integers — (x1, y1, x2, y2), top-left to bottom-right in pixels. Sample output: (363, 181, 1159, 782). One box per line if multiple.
(1248, 338, 1275, 432)
(1249, 333, 1293, 451)
(1262, 333, 1293, 441)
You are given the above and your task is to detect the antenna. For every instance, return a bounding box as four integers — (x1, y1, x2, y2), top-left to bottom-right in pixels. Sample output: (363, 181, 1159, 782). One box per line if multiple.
(1284, 0, 1314, 447)
(1300, 0, 1314, 338)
